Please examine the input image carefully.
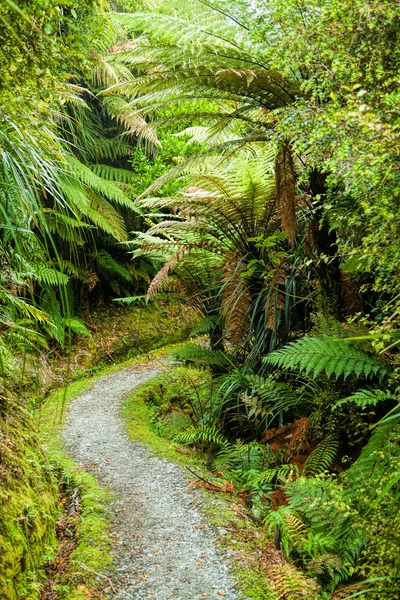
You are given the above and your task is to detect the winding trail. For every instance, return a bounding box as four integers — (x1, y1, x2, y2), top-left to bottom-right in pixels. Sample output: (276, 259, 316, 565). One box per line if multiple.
(63, 359, 244, 600)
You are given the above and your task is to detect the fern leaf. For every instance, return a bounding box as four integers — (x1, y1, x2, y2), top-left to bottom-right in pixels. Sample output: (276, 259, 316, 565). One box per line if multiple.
(171, 344, 231, 368)
(303, 435, 340, 476)
(113, 295, 147, 305)
(333, 388, 394, 410)
(63, 317, 91, 337)
(264, 335, 388, 380)
(94, 249, 132, 281)
(174, 425, 228, 448)
(35, 266, 70, 286)
(67, 156, 139, 210)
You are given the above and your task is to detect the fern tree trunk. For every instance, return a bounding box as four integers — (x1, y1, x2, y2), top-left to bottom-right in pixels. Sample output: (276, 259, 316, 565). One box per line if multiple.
(307, 170, 343, 321)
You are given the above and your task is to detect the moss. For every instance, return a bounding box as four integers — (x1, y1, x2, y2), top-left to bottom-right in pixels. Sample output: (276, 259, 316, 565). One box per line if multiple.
(0, 399, 58, 600)
(66, 301, 196, 373)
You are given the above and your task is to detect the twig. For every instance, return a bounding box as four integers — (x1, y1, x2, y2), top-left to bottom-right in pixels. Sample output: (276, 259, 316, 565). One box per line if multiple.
(185, 466, 224, 491)
(76, 561, 116, 593)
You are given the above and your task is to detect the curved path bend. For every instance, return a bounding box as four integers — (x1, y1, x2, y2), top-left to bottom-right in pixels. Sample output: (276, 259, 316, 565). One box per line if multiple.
(63, 359, 244, 600)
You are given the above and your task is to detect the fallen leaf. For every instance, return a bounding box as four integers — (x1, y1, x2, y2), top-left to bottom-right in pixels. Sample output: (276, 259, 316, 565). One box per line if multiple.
(197, 561, 203, 566)
(217, 593, 226, 597)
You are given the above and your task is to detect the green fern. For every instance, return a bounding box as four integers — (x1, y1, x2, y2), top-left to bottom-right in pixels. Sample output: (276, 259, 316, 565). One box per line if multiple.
(264, 335, 388, 380)
(252, 464, 298, 487)
(94, 249, 132, 282)
(63, 317, 91, 337)
(333, 388, 394, 410)
(171, 344, 231, 368)
(113, 295, 147, 305)
(67, 156, 138, 210)
(40, 287, 64, 345)
(303, 435, 340, 476)
(35, 266, 70, 287)
(174, 424, 229, 449)
(90, 163, 136, 184)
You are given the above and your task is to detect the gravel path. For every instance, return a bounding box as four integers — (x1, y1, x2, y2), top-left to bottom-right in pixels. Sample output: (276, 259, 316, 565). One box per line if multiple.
(63, 360, 244, 600)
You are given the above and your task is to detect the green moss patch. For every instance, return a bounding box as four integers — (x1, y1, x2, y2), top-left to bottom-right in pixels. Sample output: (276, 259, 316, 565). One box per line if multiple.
(0, 397, 58, 600)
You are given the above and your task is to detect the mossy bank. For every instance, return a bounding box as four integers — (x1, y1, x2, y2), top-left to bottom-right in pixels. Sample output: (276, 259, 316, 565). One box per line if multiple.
(0, 396, 58, 600)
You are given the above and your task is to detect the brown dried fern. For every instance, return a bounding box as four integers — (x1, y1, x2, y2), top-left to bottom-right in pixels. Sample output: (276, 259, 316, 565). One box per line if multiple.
(269, 563, 320, 600)
(275, 143, 297, 245)
(146, 247, 187, 299)
(221, 252, 251, 346)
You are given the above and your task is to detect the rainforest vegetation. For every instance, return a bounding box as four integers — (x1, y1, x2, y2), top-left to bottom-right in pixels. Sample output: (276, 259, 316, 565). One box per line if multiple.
(1, 0, 400, 598)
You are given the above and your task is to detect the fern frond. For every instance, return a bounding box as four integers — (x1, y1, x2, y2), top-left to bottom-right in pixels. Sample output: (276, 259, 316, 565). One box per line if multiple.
(333, 388, 394, 410)
(264, 335, 388, 380)
(268, 563, 320, 599)
(303, 435, 340, 476)
(94, 249, 132, 281)
(67, 156, 138, 210)
(34, 265, 70, 287)
(63, 317, 91, 337)
(113, 295, 147, 305)
(174, 424, 228, 448)
(171, 344, 231, 368)
(189, 316, 222, 338)
(90, 163, 136, 184)
(40, 287, 64, 345)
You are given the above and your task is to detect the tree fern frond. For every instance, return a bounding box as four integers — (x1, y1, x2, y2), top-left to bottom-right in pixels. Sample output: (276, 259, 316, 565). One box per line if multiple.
(333, 388, 395, 410)
(171, 344, 231, 368)
(303, 435, 340, 476)
(174, 424, 228, 448)
(94, 249, 132, 281)
(67, 156, 138, 210)
(264, 335, 389, 380)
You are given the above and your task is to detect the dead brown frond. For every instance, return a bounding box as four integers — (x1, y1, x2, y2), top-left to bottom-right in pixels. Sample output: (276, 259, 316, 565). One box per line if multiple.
(146, 248, 187, 299)
(221, 253, 250, 345)
(275, 142, 297, 245)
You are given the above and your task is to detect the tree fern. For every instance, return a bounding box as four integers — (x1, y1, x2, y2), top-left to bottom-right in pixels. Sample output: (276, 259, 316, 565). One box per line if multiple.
(264, 335, 388, 380)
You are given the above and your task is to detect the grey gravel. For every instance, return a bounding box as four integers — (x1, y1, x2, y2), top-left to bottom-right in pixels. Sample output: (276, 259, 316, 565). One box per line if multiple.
(63, 361, 245, 600)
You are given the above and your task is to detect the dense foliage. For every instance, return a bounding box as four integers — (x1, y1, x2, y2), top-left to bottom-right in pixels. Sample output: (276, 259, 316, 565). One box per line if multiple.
(1, 0, 399, 598)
